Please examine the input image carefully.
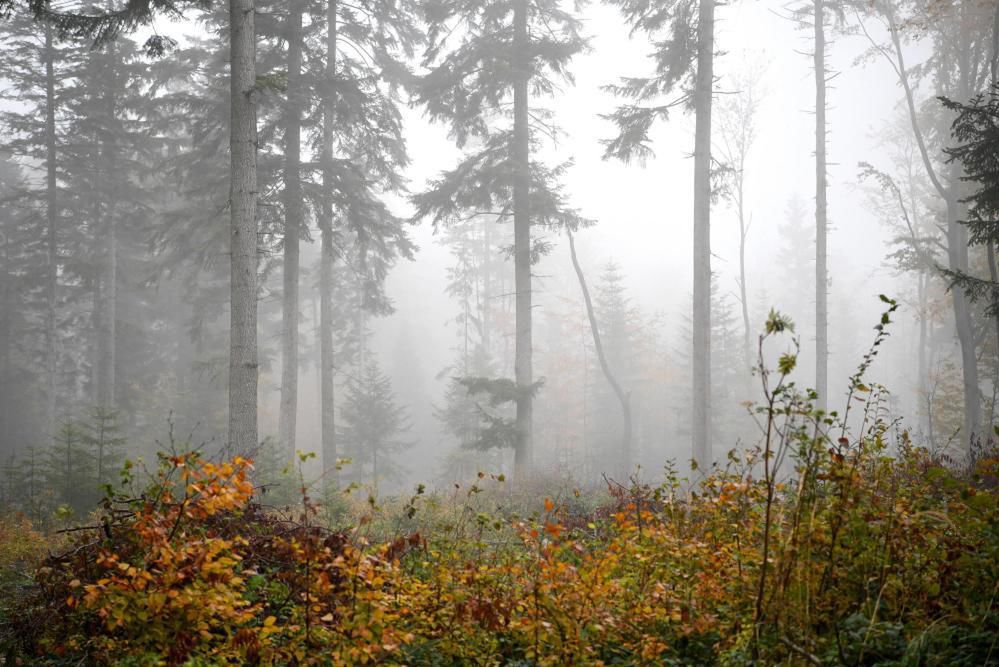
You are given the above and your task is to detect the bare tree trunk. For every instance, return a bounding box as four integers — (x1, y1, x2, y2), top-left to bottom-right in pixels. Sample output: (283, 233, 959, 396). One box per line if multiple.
(97, 200, 116, 409)
(279, 0, 304, 460)
(228, 0, 259, 456)
(0, 234, 11, 445)
(512, 0, 533, 476)
(568, 230, 632, 478)
(44, 22, 58, 433)
(814, 0, 828, 412)
(691, 0, 715, 471)
(319, 0, 338, 484)
(97, 64, 117, 411)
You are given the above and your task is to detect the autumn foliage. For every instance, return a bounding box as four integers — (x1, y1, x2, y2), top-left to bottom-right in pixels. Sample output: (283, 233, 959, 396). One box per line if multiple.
(0, 425, 996, 666)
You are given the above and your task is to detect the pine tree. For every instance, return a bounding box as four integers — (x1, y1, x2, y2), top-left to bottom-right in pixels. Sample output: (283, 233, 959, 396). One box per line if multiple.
(43, 421, 98, 517)
(603, 0, 718, 470)
(337, 360, 412, 492)
(0, 14, 83, 444)
(412, 0, 587, 475)
(81, 407, 126, 489)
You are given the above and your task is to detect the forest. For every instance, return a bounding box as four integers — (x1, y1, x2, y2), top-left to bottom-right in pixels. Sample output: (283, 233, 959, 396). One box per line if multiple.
(0, 0, 998, 663)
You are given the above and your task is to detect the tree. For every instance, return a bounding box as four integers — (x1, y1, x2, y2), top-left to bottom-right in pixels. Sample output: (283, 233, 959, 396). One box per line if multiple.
(716, 62, 764, 370)
(337, 360, 412, 492)
(277, 0, 307, 460)
(603, 0, 718, 470)
(568, 232, 632, 478)
(0, 13, 82, 441)
(856, 0, 995, 450)
(412, 0, 587, 476)
(10, 0, 264, 459)
(312, 0, 418, 481)
(228, 0, 260, 456)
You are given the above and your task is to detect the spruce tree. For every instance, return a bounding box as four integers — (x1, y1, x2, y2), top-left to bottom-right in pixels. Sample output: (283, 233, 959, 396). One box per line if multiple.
(603, 0, 718, 470)
(337, 360, 412, 492)
(412, 0, 587, 475)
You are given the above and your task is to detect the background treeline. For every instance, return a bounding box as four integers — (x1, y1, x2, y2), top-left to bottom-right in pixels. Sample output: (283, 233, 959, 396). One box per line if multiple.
(1, 0, 999, 510)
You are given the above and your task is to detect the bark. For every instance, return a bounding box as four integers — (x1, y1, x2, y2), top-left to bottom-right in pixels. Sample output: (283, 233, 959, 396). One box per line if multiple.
(44, 22, 58, 433)
(568, 230, 632, 478)
(97, 56, 118, 411)
(227, 0, 259, 456)
(319, 0, 338, 484)
(279, 0, 304, 460)
(814, 0, 828, 411)
(691, 0, 714, 471)
(512, 0, 533, 476)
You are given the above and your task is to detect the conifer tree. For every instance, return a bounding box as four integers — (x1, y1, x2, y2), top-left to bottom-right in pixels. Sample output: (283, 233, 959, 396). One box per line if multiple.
(338, 360, 412, 492)
(412, 0, 587, 475)
(0, 14, 83, 441)
(603, 0, 718, 470)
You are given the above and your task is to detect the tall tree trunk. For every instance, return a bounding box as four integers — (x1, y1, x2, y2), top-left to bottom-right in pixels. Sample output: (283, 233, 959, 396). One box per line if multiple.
(319, 0, 338, 484)
(512, 0, 533, 476)
(97, 200, 116, 408)
(814, 0, 828, 411)
(228, 0, 259, 456)
(568, 230, 632, 478)
(691, 0, 714, 471)
(0, 233, 11, 446)
(97, 66, 117, 411)
(44, 21, 58, 433)
(279, 0, 304, 460)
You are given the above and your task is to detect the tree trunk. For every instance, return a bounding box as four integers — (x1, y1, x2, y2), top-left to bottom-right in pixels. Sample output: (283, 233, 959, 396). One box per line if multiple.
(737, 181, 751, 371)
(97, 63, 117, 411)
(691, 0, 714, 471)
(44, 22, 58, 434)
(0, 232, 11, 446)
(279, 0, 304, 460)
(568, 230, 632, 478)
(319, 0, 338, 484)
(814, 0, 828, 412)
(512, 0, 533, 476)
(228, 0, 259, 456)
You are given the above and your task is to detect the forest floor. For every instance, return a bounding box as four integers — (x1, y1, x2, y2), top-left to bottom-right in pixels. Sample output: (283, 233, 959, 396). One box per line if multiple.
(1, 429, 997, 666)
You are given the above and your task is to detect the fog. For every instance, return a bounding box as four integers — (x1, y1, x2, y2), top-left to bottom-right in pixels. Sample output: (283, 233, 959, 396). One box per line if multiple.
(0, 0, 992, 504)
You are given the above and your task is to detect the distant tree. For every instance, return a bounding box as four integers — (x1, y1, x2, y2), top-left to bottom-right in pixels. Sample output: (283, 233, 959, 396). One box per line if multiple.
(716, 61, 764, 371)
(338, 360, 413, 492)
(310, 0, 418, 478)
(43, 421, 98, 516)
(603, 0, 718, 470)
(568, 236, 633, 479)
(0, 15, 83, 441)
(776, 196, 814, 322)
(412, 0, 588, 476)
(81, 407, 126, 489)
(856, 0, 996, 450)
